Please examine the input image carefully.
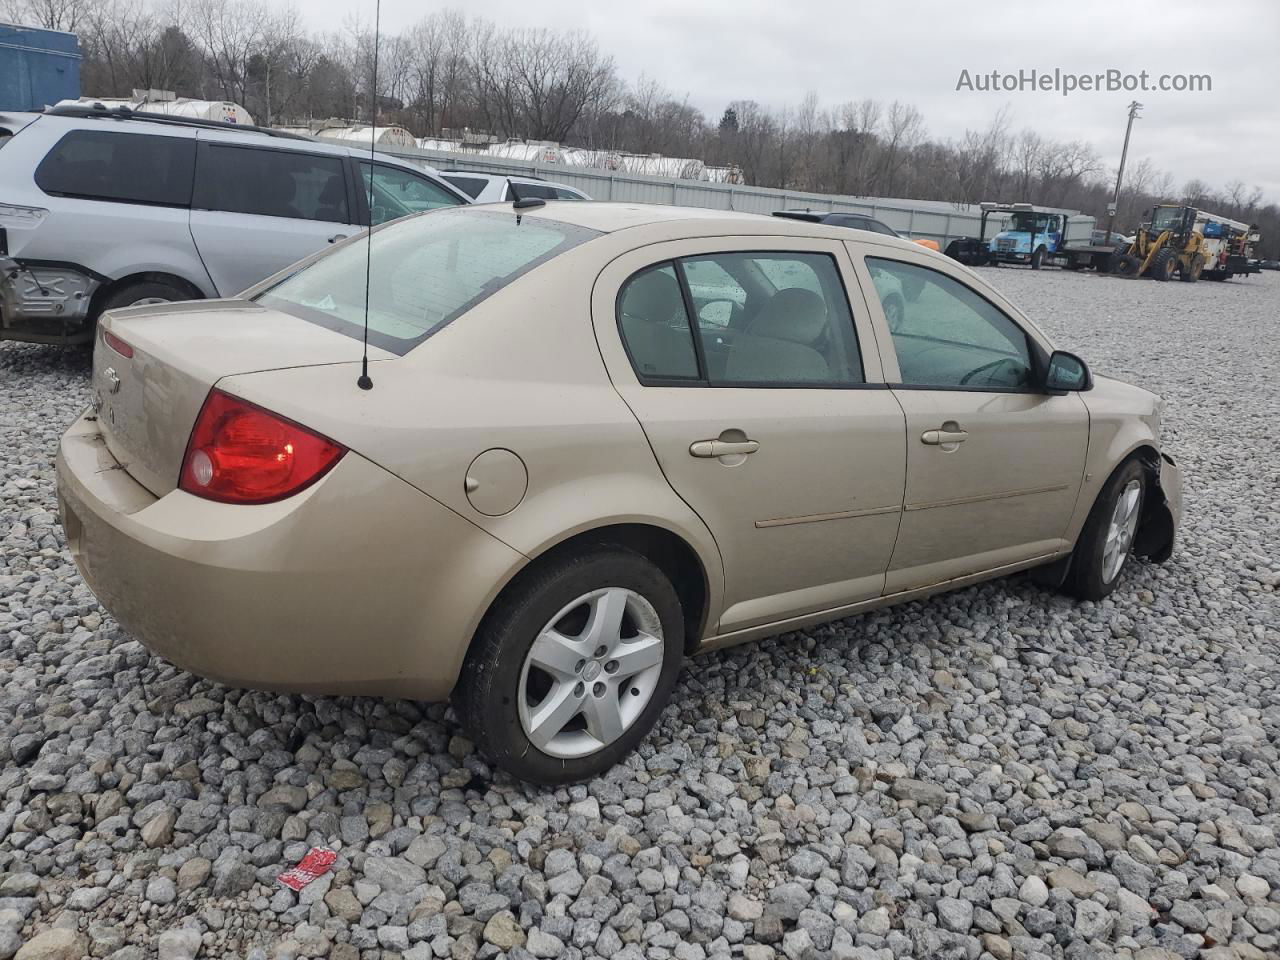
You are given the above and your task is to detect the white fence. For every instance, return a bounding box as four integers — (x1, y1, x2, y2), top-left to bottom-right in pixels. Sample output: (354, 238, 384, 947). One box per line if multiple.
(385, 144, 1010, 248)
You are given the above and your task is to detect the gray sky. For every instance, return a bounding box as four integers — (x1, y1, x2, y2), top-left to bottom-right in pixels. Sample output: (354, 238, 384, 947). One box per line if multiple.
(318, 0, 1280, 202)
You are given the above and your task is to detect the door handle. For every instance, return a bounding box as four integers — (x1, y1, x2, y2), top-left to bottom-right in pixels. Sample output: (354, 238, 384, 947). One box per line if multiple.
(921, 428, 969, 445)
(328, 234, 349, 244)
(690, 439, 760, 458)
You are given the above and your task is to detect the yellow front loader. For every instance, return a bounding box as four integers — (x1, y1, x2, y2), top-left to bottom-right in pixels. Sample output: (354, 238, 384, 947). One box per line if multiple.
(1113, 205, 1209, 282)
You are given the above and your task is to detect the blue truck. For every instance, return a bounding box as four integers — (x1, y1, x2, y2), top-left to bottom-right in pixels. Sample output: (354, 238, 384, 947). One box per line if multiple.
(945, 202, 1118, 271)
(0, 23, 81, 112)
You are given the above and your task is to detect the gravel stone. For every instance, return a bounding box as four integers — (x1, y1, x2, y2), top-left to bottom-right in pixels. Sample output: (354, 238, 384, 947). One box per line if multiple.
(1, 270, 1278, 957)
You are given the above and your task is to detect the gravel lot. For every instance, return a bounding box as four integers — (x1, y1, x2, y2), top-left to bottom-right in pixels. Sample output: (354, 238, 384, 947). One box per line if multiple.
(1, 267, 1277, 960)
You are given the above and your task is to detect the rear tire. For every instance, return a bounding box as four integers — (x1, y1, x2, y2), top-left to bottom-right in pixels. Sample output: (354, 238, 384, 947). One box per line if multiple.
(1179, 253, 1205, 283)
(455, 547, 685, 784)
(1062, 459, 1146, 601)
(99, 280, 191, 313)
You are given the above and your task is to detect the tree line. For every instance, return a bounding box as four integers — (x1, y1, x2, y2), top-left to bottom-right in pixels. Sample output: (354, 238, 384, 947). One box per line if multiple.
(5, 0, 1277, 254)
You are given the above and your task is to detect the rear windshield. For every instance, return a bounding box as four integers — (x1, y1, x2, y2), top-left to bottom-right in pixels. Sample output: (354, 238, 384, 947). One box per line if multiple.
(257, 208, 600, 355)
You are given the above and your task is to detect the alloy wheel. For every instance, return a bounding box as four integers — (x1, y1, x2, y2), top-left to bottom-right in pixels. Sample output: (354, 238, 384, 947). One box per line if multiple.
(1102, 479, 1141, 583)
(517, 587, 666, 759)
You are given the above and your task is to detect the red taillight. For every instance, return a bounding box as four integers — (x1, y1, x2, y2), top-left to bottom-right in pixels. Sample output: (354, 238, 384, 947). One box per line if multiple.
(179, 389, 345, 504)
(103, 330, 134, 358)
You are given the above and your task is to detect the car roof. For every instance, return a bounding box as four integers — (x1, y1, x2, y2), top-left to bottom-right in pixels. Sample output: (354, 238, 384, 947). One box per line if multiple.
(32, 109, 447, 177)
(485, 201, 928, 250)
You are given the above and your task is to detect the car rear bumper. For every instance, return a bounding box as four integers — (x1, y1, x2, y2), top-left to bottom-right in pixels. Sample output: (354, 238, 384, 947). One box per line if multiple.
(57, 409, 526, 700)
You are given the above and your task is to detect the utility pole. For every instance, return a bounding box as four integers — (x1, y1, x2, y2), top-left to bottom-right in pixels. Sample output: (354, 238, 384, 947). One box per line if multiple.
(1105, 101, 1142, 245)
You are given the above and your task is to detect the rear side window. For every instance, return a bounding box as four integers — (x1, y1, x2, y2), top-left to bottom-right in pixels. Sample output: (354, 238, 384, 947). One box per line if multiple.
(35, 130, 195, 206)
(257, 208, 600, 355)
(616, 264, 700, 380)
(194, 145, 349, 223)
(443, 175, 487, 199)
(616, 251, 865, 387)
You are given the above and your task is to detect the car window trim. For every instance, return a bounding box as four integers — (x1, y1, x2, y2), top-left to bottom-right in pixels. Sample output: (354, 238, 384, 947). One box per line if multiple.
(615, 249, 871, 389)
(862, 253, 1050, 390)
(192, 140, 353, 223)
(34, 128, 197, 209)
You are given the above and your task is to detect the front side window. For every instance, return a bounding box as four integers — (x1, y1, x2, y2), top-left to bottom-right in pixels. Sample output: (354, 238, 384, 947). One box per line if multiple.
(361, 163, 462, 225)
(258, 208, 599, 355)
(866, 257, 1035, 389)
(194, 145, 349, 223)
(35, 130, 195, 206)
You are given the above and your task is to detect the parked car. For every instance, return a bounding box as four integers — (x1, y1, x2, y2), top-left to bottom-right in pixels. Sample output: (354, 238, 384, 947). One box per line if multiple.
(1261, 259, 1280, 271)
(0, 104, 469, 345)
(774, 209, 941, 251)
(441, 170, 590, 203)
(57, 202, 1181, 783)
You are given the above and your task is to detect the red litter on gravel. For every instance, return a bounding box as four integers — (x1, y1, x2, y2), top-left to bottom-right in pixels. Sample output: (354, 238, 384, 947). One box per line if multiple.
(278, 847, 337, 891)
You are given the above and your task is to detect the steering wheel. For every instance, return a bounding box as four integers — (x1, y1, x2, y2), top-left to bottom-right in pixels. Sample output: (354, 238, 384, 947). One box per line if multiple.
(960, 356, 1026, 386)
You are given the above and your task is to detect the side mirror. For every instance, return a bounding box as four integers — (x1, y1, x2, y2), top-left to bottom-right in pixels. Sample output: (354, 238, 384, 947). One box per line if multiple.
(1044, 350, 1092, 392)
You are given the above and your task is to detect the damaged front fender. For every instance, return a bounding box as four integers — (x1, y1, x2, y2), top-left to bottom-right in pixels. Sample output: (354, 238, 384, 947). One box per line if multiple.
(1134, 451, 1181, 563)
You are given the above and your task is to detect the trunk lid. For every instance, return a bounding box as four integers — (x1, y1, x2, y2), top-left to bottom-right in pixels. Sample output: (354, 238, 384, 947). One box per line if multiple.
(94, 299, 391, 496)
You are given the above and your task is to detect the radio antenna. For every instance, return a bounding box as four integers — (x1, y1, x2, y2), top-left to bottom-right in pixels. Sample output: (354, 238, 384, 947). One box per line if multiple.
(357, 0, 381, 391)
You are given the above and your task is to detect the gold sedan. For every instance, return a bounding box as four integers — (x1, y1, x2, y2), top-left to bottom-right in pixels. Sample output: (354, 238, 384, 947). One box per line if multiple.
(57, 203, 1180, 783)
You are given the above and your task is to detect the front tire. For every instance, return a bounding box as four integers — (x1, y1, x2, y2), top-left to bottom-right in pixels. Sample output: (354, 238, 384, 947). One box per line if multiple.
(1031, 247, 1046, 270)
(455, 547, 685, 784)
(1150, 249, 1178, 282)
(1062, 460, 1146, 601)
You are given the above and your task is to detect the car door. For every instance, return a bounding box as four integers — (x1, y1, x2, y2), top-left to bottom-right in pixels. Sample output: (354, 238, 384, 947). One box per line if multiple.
(189, 137, 360, 296)
(850, 243, 1089, 593)
(592, 237, 907, 635)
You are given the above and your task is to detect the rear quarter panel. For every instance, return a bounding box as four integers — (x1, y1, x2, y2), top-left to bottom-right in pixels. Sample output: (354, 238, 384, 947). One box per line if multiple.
(218, 239, 727, 640)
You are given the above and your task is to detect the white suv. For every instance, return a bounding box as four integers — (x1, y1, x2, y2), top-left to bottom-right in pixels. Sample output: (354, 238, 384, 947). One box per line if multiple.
(441, 171, 590, 203)
(0, 105, 469, 345)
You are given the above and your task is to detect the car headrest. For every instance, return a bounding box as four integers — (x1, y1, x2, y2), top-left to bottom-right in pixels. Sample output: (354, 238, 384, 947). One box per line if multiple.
(748, 287, 828, 344)
(623, 268, 684, 324)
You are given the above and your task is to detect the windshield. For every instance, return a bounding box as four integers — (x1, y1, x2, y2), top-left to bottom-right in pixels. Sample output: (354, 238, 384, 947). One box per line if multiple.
(257, 209, 600, 355)
(1007, 212, 1055, 232)
(1150, 207, 1185, 231)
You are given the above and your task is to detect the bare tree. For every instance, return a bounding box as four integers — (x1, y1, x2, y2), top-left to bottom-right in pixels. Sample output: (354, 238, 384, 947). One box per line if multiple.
(1, 0, 96, 30)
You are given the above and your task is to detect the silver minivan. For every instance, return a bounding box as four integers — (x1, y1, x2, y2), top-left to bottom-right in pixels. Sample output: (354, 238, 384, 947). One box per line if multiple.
(0, 105, 469, 345)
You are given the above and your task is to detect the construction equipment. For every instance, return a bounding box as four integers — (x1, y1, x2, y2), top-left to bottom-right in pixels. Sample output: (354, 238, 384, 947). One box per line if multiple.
(1114, 205, 1261, 282)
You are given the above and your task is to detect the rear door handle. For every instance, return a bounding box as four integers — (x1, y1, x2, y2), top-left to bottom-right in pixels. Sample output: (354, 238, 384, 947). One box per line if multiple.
(328, 234, 349, 244)
(921, 428, 969, 445)
(690, 439, 760, 458)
